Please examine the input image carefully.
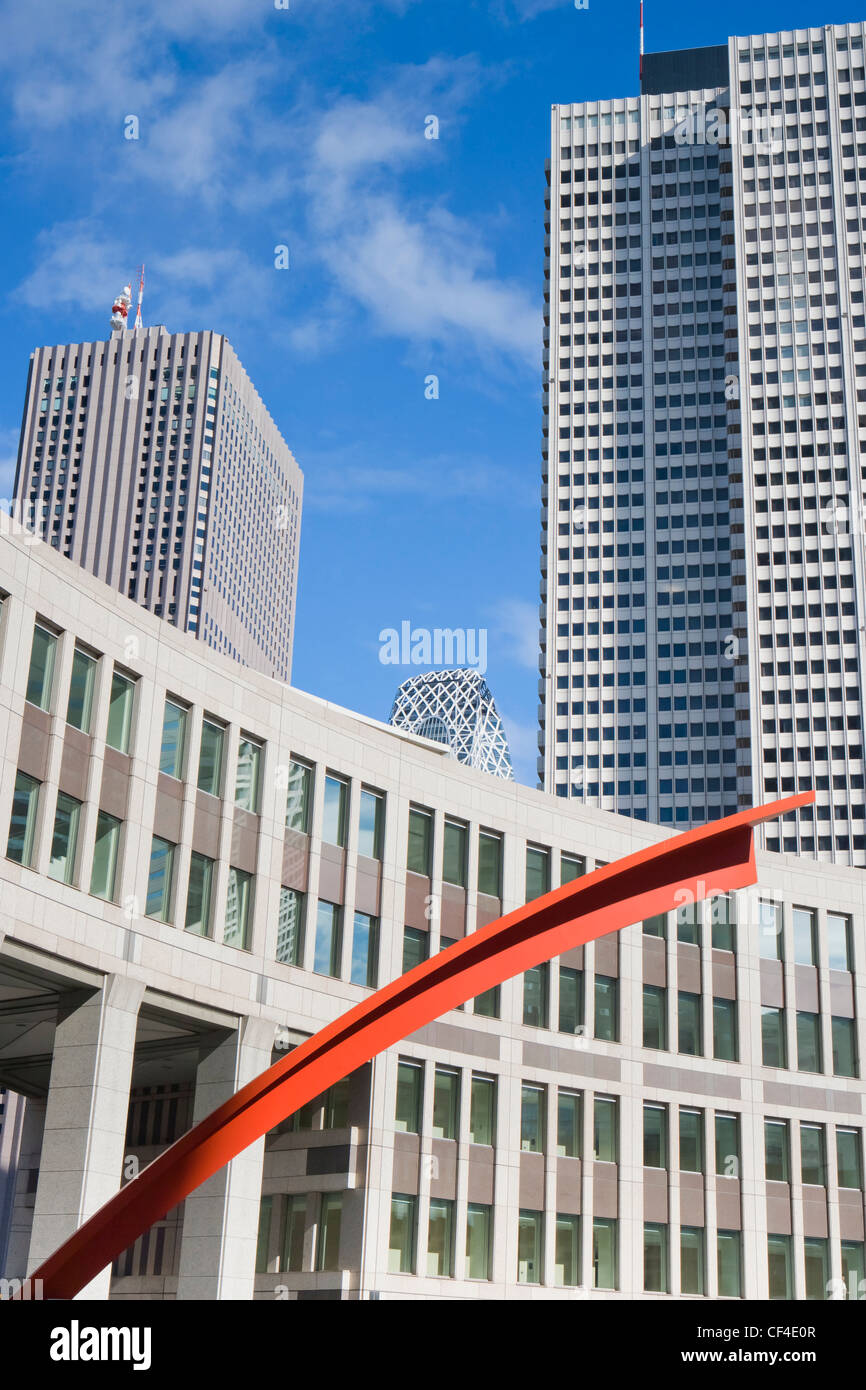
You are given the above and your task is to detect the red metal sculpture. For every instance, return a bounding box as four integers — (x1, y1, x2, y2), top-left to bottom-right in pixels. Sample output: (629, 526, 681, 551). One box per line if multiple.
(21, 792, 811, 1299)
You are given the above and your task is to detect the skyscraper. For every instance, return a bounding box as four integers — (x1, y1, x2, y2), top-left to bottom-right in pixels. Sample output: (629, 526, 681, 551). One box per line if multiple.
(539, 19, 866, 866)
(389, 669, 514, 778)
(12, 319, 303, 683)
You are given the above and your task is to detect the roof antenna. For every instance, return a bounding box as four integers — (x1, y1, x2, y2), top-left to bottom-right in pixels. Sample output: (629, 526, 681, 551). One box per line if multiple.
(133, 264, 145, 330)
(640, 1, 645, 82)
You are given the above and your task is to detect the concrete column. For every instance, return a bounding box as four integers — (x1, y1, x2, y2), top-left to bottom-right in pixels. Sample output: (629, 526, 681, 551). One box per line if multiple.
(176, 1015, 274, 1300)
(27, 974, 145, 1298)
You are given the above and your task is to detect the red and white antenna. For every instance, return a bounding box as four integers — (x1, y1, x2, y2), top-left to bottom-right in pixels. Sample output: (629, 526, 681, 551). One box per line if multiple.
(133, 264, 145, 330)
(640, 1, 645, 82)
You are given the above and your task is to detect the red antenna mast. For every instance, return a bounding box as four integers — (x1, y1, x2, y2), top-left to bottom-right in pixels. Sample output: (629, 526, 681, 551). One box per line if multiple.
(639, 2, 645, 82)
(133, 264, 145, 330)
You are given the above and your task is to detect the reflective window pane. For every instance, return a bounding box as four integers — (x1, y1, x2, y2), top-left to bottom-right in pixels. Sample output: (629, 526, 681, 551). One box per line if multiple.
(197, 720, 224, 796)
(66, 648, 97, 732)
(90, 811, 121, 901)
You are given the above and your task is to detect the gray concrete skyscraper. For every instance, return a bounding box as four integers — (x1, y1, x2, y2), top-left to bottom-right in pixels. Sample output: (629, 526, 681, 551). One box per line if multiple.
(539, 19, 866, 866)
(13, 321, 303, 683)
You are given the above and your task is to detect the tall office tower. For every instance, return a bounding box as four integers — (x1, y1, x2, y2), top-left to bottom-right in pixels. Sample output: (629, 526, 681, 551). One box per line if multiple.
(389, 669, 514, 779)
(12, 320, 303, 683)
(539, 19, 866, 866)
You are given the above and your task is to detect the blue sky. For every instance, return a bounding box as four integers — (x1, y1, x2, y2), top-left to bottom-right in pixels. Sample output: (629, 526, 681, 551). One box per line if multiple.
(0, 0, 854, 783)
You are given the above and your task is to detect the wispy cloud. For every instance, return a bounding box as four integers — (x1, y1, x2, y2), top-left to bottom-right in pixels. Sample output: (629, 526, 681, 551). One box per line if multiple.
(489, 597, 540, 670)
(306, 451, 536, 513)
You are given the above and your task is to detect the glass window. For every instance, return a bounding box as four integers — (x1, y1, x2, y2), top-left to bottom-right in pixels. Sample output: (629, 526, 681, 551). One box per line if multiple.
(197, 720, 224, 796)
(6, 772, 40, 867)
(768, 1234, 792, 1299)
(557, 1090, 581, 1158)
(796, 1011, 822, 1073)
(106, 670, 135, 753)
(800, 1124, 826, 1186)
(793, 907, 817, 966)
(525, 846, 550, 901)
(643, 984, 667, 1049)
(321, 775, 347, 847)
(717, 1231, 742, 1298)
(283, 1195, 307, 1270)
(643, 913, 667, 938)
(594, 974, 618, 1041)
(66, 647, 97, 732)
(832, 1017, 858, 1078)
(517, 1210, 543, 1284)
(676, 902, 700, 945)
(255, 1195, 273, 1274)
(145, 835, 175, 921)
(477, 831, 502, 897)
(761, 1007, 787, 1068)
(644, 1104, 668, 1169)
(160, 699, 187, 779)
(442, 820, 467, 887)
(407, 808, 432, 875)
(26, 624, 57, 710)
(715, 1113, 740, 1178)
(559, 966, 584, 1034)
(185, 852, 214, 936)
(395, 1061, 422, 1133)
(759, 900, 783, 960)
(316, 1194, 342, 1272)
(432, 1068, 459, 1140)
(427, 1198, 454, 1277)
(593, 1217, 617, 1289)
(523, 963, 549, 1028)
(285, 759, 312, 832)
(223, 867, 253, 949)
(560, 853, 585, 885)
(827, 914, 852, 972)
(325, 1078, 349, 1128)
(90, 810, 121, 901)
(388, 1194, 416, 1273)
(713, 997, 738, 1061)
(48, 792, 81, 884)
(469, 1075, 495, 1146)
(679, 1110, 703, 1173)
(593, 1097, 618, 1162)
(521, 1084, 545, 1153)
(804, 1238, 828, 1301)
(313, 900, 341, 976)
(711, 894, 735, 952)
(644, 1223, 668, 1293)
(678, 991, 702, 1056)
(555, 1214, 580, 1287)
(350, 911, 378, 987)
(473, 985, 500, 1019)
(765, 1120, 789, 1182)
(357, 789, 384, 860)
(842, 1242, 865, 1302)
(836, 1129, 863, 1190)
(402, 926, 428, 973)
(235, 738, 262, 813)
(276, 886, 305, 965)
(466, 1204, 492, 1280)
(680, 1226, 704, 1296)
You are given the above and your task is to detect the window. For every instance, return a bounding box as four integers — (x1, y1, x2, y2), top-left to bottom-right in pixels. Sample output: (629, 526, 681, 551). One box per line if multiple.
(90, 811, 121, 901)
(255, 1195, 273, 1274)
(350, 911, 378, 987)
(842, 1242, 865, 1302)
(402, 926, 428, 973)
(145, 836, 175, 921)
(827, 913, 852, 972)
(765, 1120, 789, 1182)
(66, 647, 97, 732)
(160, 699, 187, 779)
(793, 907, 817, 966)
(555, 1214, 580, 1287)
(477, 831, 502, 897)
(804, 1238, 828, 1301)
(643, 913, 667, 938)
(557, 1090, 581, 1157)
(713, 997, 738, 1061)
(559, 966, 584, 1034)
(223, 867, 253, 949)
(677, 902, 700, 945)
(643, 984, 667, 1049)
(717, 1231, 742, 1298)
(759, 900, 783, 959)
(26, 624, 57, 710)
(185, 852, 214, 936)
(325, 1077, 349, 1128)
(644, 1104, 667, 1169)
(197, 720, 224, 796)
(517, 1210, 543, 1284)
(644, 1223, 668, 1293)
(235, 738, 262, 813)
(762, 1007, 787, 1068)
(680, 1226, 704, 1296)
(469, 1075, 496, 1146)
(593, 1097, 617, 1162)
(711, 894, 735, 951)
(276, 886, 304, 965)
(715, 1114, 740, 1178)
(523, 963, 549, 1028)
(313, 901, 341, 976)
(800, 1124, 826, 1186)
(6, 773, 40, 866)
(427, 1198, 454, 1277)
(395, 1061, 422, 1133)
(594, 975, 618, 1041)
(47, 792, 81, 884)
(832, 1017, 858, 1078)
(442, 820, 467, 887)
(593, 1217, 617, 1289)
(678, 992, 702, 1056)
(282, 1195, 306, 1272)
(836, 1128, 863, 1190)
(473, 985, 500, 1019)
(796, 1011, 822, 1073)
(466, 1204, 492, 1280)
(316, 1194, 342, 1272)
(525, 845, 550, 901)
(521, 1084, 545, 1153)
(432, 1068, 459, 1139)
(357, 789, 383, 860)
(388, 1194, 417, 1273)
(106, 670, 135, 753)
(561, 853, 586, 884)
(768, 1234, 793, 1300)
(407, 808, 432, 875)
(320, 774, 347, 847)
(679, 1109, 703, 1173)
(285, 759, 311, 832)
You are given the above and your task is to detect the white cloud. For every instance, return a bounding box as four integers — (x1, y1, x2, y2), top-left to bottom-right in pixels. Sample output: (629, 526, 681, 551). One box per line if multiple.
(498, 709, 539, 787)
(489, 597, 540, 670)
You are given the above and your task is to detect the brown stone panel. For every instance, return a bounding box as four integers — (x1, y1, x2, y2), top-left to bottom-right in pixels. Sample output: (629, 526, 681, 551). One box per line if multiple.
(58, 727, 91, 802)
(715, 1176, 741, 1230)
(643, 1167, 668, 1222)
(466, 1146, 495, 1205)
(282, 829, 309, 893)
(523, 1040, 620, 1082)
(838, 1188, 865, 1241)
(829, 970, 855, 1019)
(559, 945, 584, 970)
(430, 1139, 457, 1199)
(154, 775, 184, 844)
(407, 1020, 500, 1061)
(677, 942, 701, 994)
(192, 791, 222, 859)
(100, 747, 130, 820)
(595, 934, 618, 978)
(643, 935, 666, 987)
(643, 1063, 740, 1100)
(763, 1081, 859, 1113)
(795, 964, 820, 1014)
(593, 1161, 618, 1217)
(476, 893, 501, 931)
(519, 1151, 545, 1209)
(317, 843, 345, 905)
(354, 854, 381, 916)
(760, 959, 785, 1009)
(711, 950, 736, 1000)
(404, 871, 430, 931)
(801, 1185, 828, 1239)
(556, 1156, 582, 1215)
(392, 1133, 420, 1195)
(17, 705, 51, 783)
(766, 1180, 792, 1235)
(441, 882, 467, 939)
(679, 1171, 705, 1227)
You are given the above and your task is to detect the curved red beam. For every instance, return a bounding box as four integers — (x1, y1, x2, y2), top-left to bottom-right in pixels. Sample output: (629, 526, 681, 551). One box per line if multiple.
(22, 792, 811, 1299)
